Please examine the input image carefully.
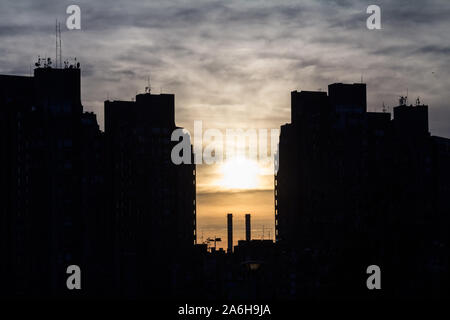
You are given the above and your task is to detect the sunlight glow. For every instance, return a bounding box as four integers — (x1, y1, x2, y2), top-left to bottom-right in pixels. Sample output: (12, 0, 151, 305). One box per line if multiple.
(218, 157, 260, 189)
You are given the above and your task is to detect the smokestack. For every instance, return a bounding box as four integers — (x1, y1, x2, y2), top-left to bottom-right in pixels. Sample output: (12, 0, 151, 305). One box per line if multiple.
(245, 214, 251, 241)
(227, 213, 233, 253)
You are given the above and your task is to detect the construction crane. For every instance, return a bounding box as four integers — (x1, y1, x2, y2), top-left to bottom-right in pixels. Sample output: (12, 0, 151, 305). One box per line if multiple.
(206, 236, 222, 250)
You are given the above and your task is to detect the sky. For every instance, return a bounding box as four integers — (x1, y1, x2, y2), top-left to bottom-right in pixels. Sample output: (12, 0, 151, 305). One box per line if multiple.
(1, 0, 449, 248)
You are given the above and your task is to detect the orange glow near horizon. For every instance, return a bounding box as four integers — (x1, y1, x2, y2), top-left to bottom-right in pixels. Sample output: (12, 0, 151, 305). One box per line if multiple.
(196, 156, 275, 250)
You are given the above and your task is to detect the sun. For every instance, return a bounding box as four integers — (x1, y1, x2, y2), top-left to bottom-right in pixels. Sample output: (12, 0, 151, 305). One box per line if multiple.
(218, 157, 260, 189)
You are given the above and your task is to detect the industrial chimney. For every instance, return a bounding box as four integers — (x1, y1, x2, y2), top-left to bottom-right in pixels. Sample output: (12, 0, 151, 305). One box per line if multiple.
(245, 213, 251, 242)
(227, 213, 233, 253)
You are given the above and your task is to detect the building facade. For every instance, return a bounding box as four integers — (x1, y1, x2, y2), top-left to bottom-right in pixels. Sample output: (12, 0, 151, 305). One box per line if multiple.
(0, 66, 106, 296)
(104, 92, 196, 297)
(275, 83, 450, 297)
(0, 66, 196, 298)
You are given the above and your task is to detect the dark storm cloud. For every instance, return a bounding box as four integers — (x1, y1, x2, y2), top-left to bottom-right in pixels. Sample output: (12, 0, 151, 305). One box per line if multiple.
(0, 25, 40, 37)
(371, 42, 450, 54)
(414, 45, 450, 56)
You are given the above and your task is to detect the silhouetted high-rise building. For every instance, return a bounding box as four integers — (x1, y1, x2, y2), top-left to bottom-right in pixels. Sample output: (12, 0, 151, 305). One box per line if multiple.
(1, 65, 197, 298)
(0, 74, 34, 295)
(104, 91, 196, 297)
(275, 83, 450, 297)
(0, 66, 106, 297)
(79, 111, 109, 295)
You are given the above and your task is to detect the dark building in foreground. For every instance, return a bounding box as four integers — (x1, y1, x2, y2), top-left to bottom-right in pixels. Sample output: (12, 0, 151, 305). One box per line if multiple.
(0, 66, 196, 298)
(104, 91, 196, 298)
(0, 66, 106, 296)
(275, 83, 450, 297)
(2, 63, 449, 300)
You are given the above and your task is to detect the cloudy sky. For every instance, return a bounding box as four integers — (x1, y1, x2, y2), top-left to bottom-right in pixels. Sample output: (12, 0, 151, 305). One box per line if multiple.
(1, 0, 449, 247)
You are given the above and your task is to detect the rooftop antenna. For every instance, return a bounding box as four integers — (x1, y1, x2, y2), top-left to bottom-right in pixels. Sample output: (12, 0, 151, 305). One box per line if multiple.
(361, 74, 363, 83)
(55, 20, 62, 68)
(35, 55, 41, 68)
(382, 102, 387, 113)
(206, 236, 221, 250)
(59, 22, 62, 68)
(46, 57, 52, 68)
(416, 96, 421, 106)
(145, 76, 151, 94)
(262, 225, 265, 240)
(55, 19, 58, 68)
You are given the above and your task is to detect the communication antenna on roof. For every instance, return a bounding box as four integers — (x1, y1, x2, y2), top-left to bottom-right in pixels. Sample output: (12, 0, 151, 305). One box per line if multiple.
(206, 236, 221, 250)
(416, 96, 421, 106)
(382, 102, 387, 113)
(145, 76, 151, 94)
(262, 225, 265, 240)
(361, 74, 363, 83)
(59, 22, 62, 68)
(55, 20, 63, 68)
(55, 20, 58, 68)
(35, 55, 41, 68)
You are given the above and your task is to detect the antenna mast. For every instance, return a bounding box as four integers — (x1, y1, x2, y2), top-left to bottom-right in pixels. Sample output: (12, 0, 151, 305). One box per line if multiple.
(59, 22, 62, 68)
(145, 76, 151, 93)
(55, 20, 58, 68)
(55, 20, 63, 68)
